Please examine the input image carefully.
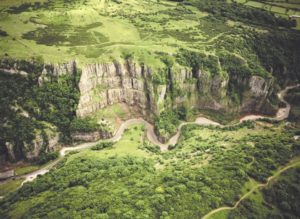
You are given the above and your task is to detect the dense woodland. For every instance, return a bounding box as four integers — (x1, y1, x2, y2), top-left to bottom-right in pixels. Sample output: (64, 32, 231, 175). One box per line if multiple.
(0, 122, 299, 218)
(229, 167, 300, 218)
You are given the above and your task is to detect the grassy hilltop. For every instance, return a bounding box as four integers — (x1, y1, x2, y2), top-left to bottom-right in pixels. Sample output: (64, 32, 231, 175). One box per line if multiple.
(0, 0, 299, 74)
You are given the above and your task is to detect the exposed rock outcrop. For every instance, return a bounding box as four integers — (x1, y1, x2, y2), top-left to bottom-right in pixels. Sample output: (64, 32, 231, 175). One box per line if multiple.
(38, 60, 77, 84)
(0, 59, 75, 162)
(0, 58, 279, 161)
(76, 61, 155, 117)
(0, 169, 14, 180)
(241, 76, 276, 114)
(76, 61, 276, 119)
(159, 67, 228, 111)
(5, 142, 16, 161)
(71, 130, 113, 142)
(24, 124, 59, 160)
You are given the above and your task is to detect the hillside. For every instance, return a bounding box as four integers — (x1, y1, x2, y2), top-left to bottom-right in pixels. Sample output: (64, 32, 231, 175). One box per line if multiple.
(0, 0, 300, 218)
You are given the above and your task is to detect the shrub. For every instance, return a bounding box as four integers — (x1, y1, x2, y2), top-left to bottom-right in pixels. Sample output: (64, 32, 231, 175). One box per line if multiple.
(35, 151, 59, 165)
(91, 142, 114, 151)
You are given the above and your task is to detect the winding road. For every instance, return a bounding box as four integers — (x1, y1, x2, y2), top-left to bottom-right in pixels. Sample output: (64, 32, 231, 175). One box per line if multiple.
(1, 84, 299, 195)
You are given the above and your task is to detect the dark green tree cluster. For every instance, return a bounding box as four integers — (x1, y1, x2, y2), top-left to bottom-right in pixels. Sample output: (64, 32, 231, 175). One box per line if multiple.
(0, 58, 80, 161)
(91, 142, 114, 150)
(229, 167, 300, 218)
(188, 0, 296, 28)
(154, 109, 180, 140)
(70, 117, 102, 133)
(176, 49, 220, 76)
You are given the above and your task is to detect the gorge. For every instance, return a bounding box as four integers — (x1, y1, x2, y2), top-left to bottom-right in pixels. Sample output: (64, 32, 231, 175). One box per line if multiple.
(0, 0, 300, 218)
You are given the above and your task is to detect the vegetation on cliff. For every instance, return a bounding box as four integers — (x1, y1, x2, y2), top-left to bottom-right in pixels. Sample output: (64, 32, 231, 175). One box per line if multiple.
(286, 87, 300, 127)
(0, 58, 80, 161)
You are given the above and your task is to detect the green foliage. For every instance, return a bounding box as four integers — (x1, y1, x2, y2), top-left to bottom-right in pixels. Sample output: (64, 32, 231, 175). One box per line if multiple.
(91, 142, 114, 151)
(141, 141, 161, 154)
(0, 122, 298, 218)
(30, 74, 80, 141)
(176, 49, 220, 76)
(152, 69, 167, 85)
(154, 109, 180, 139)
(34, 151, 59, 165)
(250, 30, 300, 83)
(161, 55, 174, 68)
(70, 117, 100, 133)
(0, 59, 80, 161)
(0, 179, 24, 196)
(229, 167, 300, 218)
(189, 0, 296, 28)
(23, 22, 108, 46)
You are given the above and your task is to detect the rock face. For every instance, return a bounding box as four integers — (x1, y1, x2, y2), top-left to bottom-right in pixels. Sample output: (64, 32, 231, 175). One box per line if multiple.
(0, 169, 14, 180)
(76, 61, 226, 118)
(76, 61, 155, 117)
(76, 61, 276, 119)
(241, 76, 276, 114)
(24, 126, 60, 160)
(0, 59, 76, 162)
(0, 58, 278, 161)
(71, 130, 113, 142)
(5, 142, 16, 161)
(38, 60, 77, 85)
(5, 124, 60, 161)
(171, 68, 228, 110)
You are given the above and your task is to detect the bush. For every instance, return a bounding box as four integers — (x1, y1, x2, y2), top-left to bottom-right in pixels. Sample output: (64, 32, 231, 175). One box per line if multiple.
(70, 117, 99, 133)
(154, 110, 180, 139)
(35, 151, 59, 165)
(91, 142, 114, 151)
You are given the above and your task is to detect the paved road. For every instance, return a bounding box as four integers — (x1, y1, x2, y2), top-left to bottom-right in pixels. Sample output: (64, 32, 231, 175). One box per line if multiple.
(1, 85, 299, 193)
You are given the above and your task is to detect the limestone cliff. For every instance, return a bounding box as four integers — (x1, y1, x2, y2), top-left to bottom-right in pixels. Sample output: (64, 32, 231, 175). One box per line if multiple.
(76, 61, 156, 117)
(0, 58, 278, 162)
(23, 124, 59, 160)
(76, 60, 276, 120)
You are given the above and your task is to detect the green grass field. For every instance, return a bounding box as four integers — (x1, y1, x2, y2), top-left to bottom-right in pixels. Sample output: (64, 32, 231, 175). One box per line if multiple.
(67, 124, 152, 163)
(0, 1, 300, 217)
(0, 0, 211, 67)
(15, 165, 40, 176)
(0, 179, 24, 196)
(1, 0, 291, 67)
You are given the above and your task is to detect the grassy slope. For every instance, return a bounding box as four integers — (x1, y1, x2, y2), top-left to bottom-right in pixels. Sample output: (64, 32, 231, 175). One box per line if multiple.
(0, 0, 272, 67)
(0, 0, 204, 66)
(0, 179, 23, 196)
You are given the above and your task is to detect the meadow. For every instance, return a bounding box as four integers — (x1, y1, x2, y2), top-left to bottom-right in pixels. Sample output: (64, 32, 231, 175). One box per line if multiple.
(0, 0, 298, 68)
